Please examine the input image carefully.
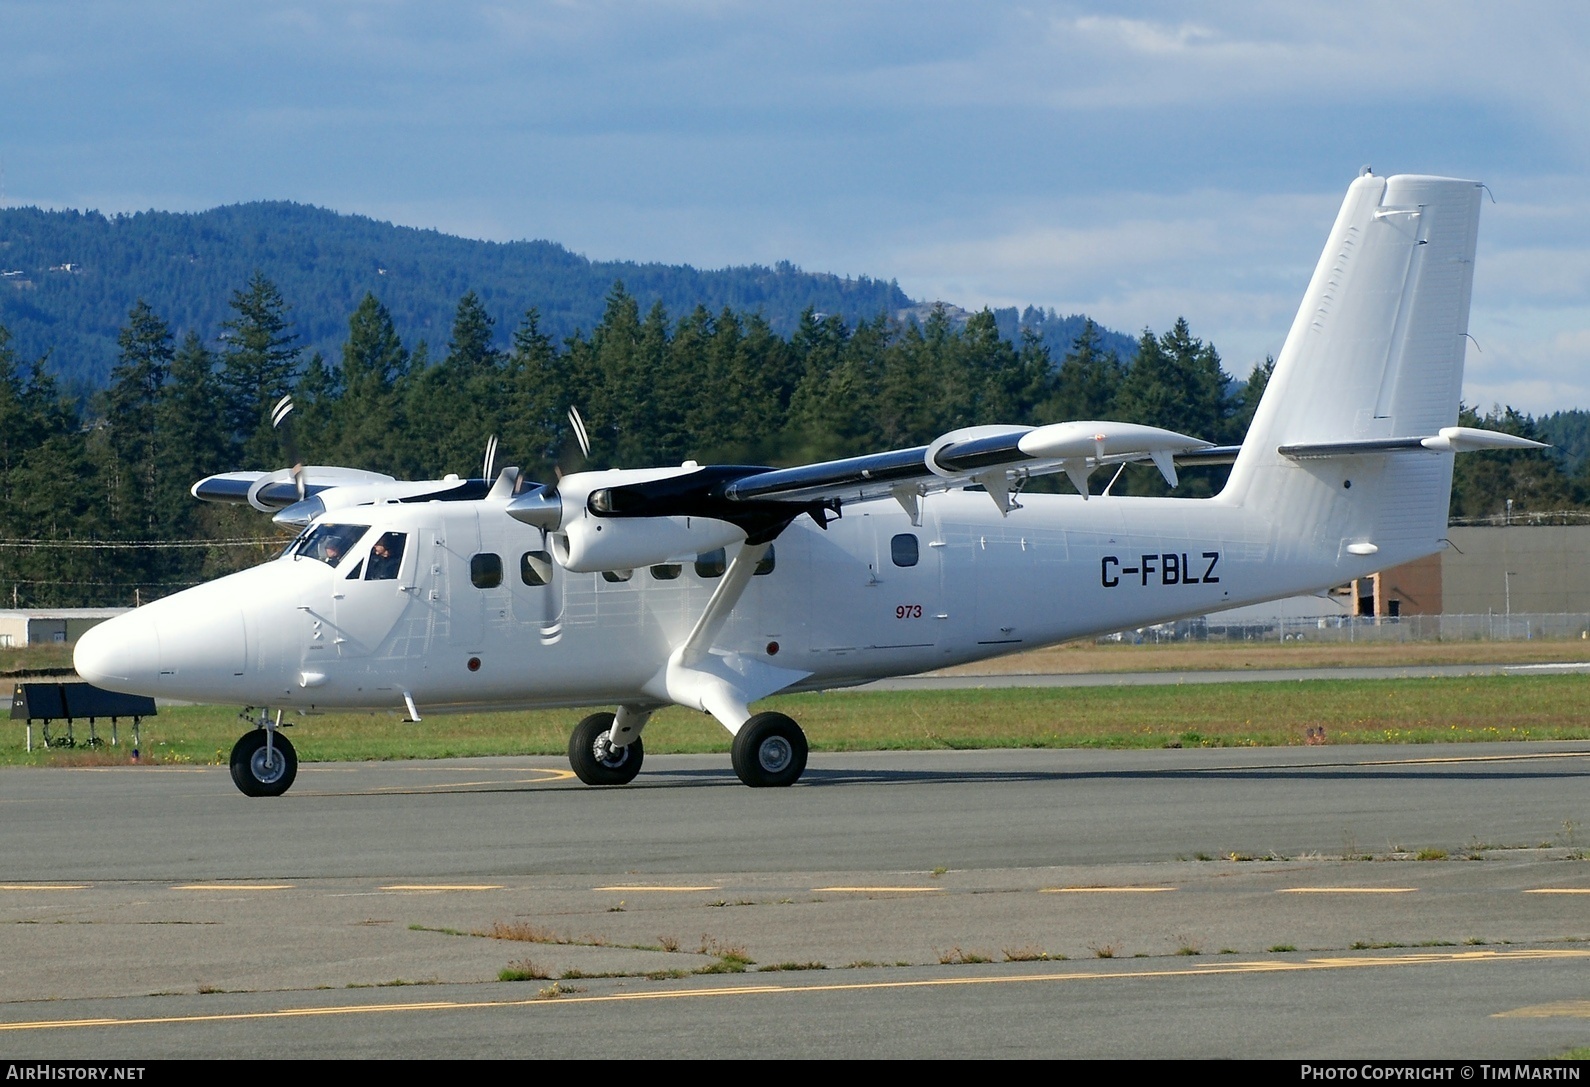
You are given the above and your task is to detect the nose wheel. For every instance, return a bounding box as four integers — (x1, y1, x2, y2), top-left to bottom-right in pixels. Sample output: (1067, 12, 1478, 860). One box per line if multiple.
(230, 728, 298, 797)
(731, 712, 808, 787)
(568, 712, 644, 786)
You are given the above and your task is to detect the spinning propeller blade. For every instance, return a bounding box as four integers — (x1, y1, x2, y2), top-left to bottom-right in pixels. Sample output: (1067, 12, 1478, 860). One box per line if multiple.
(567, 406, 591, 460)
(482, 434, 498, 482)
(270, 394, 307, 501)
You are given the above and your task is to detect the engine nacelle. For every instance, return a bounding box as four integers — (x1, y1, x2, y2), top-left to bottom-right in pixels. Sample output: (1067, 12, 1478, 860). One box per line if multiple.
(551, 514, 746, 573)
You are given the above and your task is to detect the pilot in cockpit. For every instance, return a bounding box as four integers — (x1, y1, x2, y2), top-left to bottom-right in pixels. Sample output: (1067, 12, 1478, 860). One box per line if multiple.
(365, 532, 405, 580)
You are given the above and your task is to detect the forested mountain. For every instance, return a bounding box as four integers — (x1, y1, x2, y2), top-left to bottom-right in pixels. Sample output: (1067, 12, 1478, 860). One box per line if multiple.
(0, 202, 915, 389)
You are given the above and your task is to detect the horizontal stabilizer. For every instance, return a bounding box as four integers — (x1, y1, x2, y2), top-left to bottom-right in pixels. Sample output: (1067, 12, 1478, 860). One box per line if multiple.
(1279, 426, 1547, 460)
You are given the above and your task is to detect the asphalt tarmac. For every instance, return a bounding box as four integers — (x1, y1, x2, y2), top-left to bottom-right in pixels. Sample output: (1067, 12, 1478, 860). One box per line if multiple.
(1, 742, 1587, 1059)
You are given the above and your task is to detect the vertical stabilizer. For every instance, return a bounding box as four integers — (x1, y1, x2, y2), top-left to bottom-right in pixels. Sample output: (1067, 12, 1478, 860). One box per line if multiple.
(1222, 173, 1484, 568)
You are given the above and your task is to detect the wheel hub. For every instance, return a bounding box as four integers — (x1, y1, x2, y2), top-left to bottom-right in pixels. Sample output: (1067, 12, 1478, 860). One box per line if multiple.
(250, 746, 287, 785)
(757, 736, 792, 773)
(593, 735, 629, 769)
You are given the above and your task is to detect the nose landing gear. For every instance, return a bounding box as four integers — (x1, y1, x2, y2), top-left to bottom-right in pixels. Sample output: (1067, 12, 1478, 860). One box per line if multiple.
(229, 709, 298, 797)
(568, 711, 645, 786)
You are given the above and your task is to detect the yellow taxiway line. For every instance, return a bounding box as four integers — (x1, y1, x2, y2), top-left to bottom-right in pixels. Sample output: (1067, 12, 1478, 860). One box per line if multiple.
(1494, 1000, 1590, 1019)
(594, 886, 722, 893)
(173, 883, 294, 891)
(3, 948, 1585, 1034)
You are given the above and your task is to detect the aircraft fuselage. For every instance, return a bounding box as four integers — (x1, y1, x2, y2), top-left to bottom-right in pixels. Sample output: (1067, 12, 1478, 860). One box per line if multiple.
(81, 485, 1386, 716)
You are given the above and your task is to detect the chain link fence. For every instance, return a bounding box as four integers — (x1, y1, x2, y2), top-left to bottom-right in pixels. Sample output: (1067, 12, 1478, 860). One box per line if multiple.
(1106, 613, 1590, 645)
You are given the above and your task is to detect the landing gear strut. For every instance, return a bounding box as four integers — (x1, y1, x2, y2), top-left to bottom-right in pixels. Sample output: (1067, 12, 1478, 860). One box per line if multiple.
(568, 712, 644, 786)
(731, 712, 808, 788)
(229, 724, 298, 798)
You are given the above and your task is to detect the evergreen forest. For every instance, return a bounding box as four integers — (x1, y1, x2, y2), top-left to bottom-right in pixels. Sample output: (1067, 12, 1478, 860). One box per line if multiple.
(0, 272, 1582, 609)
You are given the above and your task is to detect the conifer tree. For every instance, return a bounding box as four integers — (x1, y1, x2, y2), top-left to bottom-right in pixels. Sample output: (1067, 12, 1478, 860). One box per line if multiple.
(503, 308, 566, 478)
(221, 272, 301, 466)
(1046, 318, 1122, 422)
(330, 293, 408, 472)
(444, 290, 503, 374)
(102, 300, 175, 539)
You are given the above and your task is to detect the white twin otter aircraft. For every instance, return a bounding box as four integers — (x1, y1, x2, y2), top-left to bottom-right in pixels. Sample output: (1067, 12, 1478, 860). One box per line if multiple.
(75, 172, 1543, 797)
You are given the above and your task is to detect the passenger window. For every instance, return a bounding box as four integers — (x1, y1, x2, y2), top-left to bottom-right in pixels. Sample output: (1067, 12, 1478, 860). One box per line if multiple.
(470, 553, 503, 588)
(365, 532, 407, 581)
(891, 533, 919, 568)
(521, 550, 553, 586)
(695, 549, 726, 579)
(650, 564, 682, 580)
(754, 545, 775, 576)
(601, 569, 632, 583)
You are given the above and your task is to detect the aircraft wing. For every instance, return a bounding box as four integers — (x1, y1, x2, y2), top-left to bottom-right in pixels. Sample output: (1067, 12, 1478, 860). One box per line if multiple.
(191, 466, 510, 527)
(506, 419, 1232, 556)
(721, 421, 1229, 511)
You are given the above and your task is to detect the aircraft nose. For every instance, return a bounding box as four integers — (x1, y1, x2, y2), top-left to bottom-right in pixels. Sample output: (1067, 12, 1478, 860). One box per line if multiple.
(74, 611, 162, 692)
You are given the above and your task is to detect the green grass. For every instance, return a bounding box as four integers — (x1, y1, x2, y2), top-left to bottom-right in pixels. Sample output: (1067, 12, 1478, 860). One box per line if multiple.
(8, 673, 1590, 768)
(0, 644, 77, 674)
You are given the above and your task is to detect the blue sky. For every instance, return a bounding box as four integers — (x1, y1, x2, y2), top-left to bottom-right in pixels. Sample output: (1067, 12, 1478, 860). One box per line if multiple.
(3, 1, 1588, 413)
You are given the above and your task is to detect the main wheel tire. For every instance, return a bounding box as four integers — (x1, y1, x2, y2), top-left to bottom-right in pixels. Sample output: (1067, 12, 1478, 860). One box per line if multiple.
(568, 712, 644, 786)
(731, 712, 808, 788)
(229, 730, 298, 798)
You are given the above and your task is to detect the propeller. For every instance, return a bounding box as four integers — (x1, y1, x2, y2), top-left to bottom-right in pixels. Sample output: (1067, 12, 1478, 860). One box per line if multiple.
(529, 409, 593, 645)
(270, 394, 307, 501)
(482, 434, 499, 482)
(567, 406, 591, 460)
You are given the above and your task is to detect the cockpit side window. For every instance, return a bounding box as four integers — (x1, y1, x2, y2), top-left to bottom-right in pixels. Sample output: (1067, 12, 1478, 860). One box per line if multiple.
(365, 532, 407, 581)
(294, 523, 369, 567)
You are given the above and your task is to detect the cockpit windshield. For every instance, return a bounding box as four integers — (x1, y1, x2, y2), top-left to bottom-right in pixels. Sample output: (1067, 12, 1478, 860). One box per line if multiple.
(293, 523, 369, 567)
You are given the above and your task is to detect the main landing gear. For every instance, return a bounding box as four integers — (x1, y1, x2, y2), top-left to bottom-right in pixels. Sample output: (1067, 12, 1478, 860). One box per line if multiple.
(731, 712, 808, 788)
(229, 710, 297, 798)
(564, 708, 808, 788)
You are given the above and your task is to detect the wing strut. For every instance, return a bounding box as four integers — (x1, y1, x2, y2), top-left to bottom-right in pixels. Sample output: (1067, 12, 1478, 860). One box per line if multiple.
(679, 541, 770, 667)
(641, 540, 811, 736)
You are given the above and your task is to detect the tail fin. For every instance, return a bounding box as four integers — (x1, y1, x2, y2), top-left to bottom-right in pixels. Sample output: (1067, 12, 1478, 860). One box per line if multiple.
(1222, 172, 1484, 567)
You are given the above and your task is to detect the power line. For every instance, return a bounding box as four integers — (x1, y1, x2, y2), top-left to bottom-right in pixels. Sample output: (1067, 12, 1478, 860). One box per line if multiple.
(0, 538, 283, 550)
